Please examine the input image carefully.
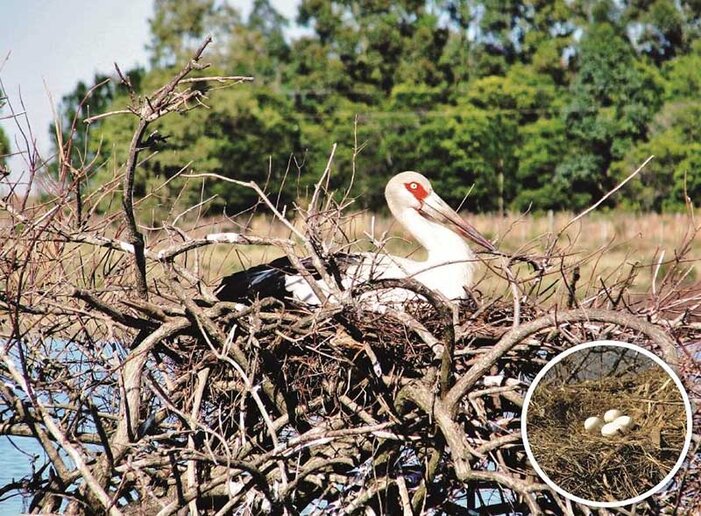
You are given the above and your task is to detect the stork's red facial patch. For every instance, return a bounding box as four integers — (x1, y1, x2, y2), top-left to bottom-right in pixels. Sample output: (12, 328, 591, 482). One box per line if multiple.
(405, 181, 429, 200)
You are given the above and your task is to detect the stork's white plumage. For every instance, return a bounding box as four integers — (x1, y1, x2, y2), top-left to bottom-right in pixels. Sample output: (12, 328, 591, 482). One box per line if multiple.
(215, 171, 495, 305)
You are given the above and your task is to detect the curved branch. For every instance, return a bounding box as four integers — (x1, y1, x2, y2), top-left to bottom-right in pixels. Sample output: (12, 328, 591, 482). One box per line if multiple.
(446, 308, 678, 411)
(396, 382, 482, 480)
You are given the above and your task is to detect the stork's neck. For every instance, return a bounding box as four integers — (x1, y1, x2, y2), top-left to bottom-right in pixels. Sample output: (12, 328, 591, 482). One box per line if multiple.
(394, 207, 474, 264)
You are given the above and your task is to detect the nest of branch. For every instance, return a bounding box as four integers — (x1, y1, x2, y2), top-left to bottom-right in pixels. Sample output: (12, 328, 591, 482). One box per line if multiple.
(527, 367, 688, 503)
(192, 298, 538, 408)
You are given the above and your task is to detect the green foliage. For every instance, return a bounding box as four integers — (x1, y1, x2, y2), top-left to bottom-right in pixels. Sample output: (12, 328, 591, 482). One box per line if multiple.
(514, 117, 568, 211)
(147, 0, 240, 68)
(0, 88, 8, 166)
(663, 40, 701, 99)
(612, 101, 701, 211)
(0, 125, 9, 167)
(559, 22, 664, 209)
(90, 79, 301, 214)
(379, 104, 502, 211)
(53, 0, 701, 215)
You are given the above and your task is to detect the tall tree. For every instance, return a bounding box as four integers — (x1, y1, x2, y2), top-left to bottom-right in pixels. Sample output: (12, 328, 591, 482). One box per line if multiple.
(296, 1, 452, 99)
(612, 39, 701, 210)
(612, 100, 701, 211)
(622, 0, 701, 63)
(557, 20, 663, 209)
(55, 0, 701, 214)
(228, 0, 291, 83)
(147, 0, 240, 67)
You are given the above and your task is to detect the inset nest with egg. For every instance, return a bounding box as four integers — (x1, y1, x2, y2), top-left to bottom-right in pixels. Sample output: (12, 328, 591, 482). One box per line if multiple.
(526, 367, 688, 503)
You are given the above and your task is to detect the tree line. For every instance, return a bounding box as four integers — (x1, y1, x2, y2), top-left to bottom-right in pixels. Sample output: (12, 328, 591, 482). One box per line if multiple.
(37, 0, 701, 214)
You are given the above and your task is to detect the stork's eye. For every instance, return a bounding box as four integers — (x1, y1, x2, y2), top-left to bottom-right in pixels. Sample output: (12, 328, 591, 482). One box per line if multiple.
(404, 180, 429, 200)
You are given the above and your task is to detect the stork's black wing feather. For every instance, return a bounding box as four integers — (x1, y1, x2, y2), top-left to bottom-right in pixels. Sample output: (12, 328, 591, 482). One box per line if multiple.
(214, 253, 360, 303)
(215, 256, 296, 302)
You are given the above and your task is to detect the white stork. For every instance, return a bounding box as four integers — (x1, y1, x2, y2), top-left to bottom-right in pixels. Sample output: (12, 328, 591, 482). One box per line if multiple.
(215, 171, 495, 305)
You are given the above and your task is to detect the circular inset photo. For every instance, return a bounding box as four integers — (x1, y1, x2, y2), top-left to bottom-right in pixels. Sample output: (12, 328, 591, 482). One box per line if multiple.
(522, 340, 692, 507)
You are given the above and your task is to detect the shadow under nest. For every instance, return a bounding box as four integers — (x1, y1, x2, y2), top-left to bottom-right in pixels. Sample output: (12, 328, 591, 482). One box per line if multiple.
(527, 368, 688, 503)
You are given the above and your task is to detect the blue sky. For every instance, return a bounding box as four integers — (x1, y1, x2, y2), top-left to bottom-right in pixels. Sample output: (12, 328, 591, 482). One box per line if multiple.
(0, 0, 299, 185)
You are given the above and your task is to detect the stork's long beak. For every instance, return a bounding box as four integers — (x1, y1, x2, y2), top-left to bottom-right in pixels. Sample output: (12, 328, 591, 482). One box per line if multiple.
(420, 192, 496, 252)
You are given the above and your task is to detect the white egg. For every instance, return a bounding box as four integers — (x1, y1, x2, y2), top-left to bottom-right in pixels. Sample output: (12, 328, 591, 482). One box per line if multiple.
(601, 422, 623, 437)
(604, 409, 623, 422)
(614, 415, 634, 432)
(584, 416, 604, 433)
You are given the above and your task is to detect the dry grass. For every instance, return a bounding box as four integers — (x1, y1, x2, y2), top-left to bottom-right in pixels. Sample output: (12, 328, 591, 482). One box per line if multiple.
(9, 203, 694, 303)
(165, 210, 700, 305)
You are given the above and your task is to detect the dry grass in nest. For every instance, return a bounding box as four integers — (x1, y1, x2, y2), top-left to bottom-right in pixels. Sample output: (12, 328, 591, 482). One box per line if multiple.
(527, 367, 688, 503)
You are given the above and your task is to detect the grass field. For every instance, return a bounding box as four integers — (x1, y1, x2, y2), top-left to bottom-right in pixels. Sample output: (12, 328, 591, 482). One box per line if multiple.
(186, 210, 700, 306)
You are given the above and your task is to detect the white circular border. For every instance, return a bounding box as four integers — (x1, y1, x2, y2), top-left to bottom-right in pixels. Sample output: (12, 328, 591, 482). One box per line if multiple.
(521, 340, 693, 508)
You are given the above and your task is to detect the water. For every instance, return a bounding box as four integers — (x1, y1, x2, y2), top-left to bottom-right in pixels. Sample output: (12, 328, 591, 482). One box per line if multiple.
(0, 437, 46, 515)
(0, 340, 112, 514)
